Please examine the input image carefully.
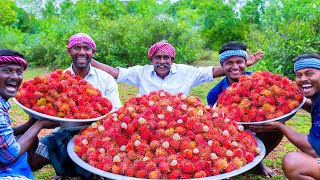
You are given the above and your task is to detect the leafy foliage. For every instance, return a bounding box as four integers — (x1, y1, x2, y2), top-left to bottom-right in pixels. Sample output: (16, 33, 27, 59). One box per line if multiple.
(246, 0, 320, 79)
(0, 0, 19, 26)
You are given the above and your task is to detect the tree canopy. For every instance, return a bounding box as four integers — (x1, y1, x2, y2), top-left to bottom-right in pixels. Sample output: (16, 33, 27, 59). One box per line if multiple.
(1, 0, 319, 79)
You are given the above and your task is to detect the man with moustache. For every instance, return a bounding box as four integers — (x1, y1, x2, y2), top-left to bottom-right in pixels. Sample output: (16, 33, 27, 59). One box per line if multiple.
(0, 49, 59, 179)
(91, 41, 262, 96)
(250, 53, 320, 179)
(30, 33, 121, 179)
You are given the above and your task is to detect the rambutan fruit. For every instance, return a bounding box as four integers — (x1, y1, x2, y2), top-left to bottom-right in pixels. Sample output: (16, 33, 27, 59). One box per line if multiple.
(145, 161, 157, 172)
(168, 169, 180, 179)
(148, 170, 161, 179)
(194, 171, 206, 178)
(158, 162, 170, 173)
(245, 152, 255, 162)
(124, 166, 136, 177)
(181, 161, 195, 173)
(215, 158, 228, 172)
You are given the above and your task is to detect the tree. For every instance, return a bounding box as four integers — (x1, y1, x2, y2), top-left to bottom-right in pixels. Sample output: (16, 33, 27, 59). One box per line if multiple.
(246, 0, 320, 79)
(197, 0, 248, 50)
(0, 0, 19, 26)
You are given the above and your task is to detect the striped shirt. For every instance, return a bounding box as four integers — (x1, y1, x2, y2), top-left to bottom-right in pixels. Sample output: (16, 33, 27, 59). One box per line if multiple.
(0, 96, 21, 166)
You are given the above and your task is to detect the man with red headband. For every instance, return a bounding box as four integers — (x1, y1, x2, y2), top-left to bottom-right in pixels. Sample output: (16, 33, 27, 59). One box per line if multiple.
(91, 41, 262, 95)
(0, 49, 59, 179)
(30, 33, 121, 179)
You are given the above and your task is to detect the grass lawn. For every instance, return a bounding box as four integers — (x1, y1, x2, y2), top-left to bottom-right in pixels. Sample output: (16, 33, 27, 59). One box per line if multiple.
(10, 53, 311, 180)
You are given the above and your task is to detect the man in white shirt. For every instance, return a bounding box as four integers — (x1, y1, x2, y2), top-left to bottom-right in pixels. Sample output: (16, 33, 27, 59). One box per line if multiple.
(91, 41, 262, 95)
(30, 33, 121, 178)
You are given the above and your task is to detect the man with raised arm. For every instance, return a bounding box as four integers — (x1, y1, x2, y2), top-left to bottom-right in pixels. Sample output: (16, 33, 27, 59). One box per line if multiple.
(91, 41, 262, 96)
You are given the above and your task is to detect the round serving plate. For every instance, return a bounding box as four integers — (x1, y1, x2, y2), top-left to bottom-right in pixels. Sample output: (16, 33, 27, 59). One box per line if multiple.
(12, 97, 107, 128)
(67, 137, 266, 180)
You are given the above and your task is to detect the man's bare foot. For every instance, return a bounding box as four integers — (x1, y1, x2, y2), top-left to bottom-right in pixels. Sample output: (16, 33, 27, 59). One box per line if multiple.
(253, 161, 277, 177)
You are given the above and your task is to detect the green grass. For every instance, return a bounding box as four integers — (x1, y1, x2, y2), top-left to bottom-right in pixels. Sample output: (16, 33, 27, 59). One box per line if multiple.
(10, 55, 312, 180)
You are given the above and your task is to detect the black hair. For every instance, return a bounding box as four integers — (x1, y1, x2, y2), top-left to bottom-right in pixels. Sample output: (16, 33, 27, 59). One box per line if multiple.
(219, 41, 247, 54)
(0, 49, 24, 58)
(293, 53, 320, 62)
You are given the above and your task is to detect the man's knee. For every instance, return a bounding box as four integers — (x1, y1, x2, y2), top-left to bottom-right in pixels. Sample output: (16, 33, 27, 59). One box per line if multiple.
(29, 153, 50, 171)
(282, 152, 297, 175)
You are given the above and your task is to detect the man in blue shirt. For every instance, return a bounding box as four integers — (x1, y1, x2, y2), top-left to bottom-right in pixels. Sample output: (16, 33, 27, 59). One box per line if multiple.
(206, 42, 282, 178)
(251, 53, 320, 179)
(0, 49, 59, 179)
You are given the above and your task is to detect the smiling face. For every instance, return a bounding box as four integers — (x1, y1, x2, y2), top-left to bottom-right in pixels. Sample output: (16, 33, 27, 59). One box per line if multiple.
(0, 64, 23, 101)
(221, 56, 246, 84)
(150, 50, 174, 79)
(67, 42, 95, 70)
(295, 68, 320, 99)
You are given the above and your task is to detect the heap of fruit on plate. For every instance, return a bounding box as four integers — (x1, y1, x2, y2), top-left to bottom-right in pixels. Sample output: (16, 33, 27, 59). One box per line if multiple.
(15, 69, 113, 119)
(216, 71, 304, 122)
(73, 90, 262, 179)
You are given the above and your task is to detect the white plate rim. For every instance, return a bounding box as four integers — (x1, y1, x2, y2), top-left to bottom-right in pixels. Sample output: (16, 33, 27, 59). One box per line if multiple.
(67, 137, 266, 180)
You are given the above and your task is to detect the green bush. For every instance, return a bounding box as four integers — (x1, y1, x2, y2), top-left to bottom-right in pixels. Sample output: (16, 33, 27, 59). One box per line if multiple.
(0, 26, 25, 50)
(92, 15, 205, 67)
(245, 0, 320, 79)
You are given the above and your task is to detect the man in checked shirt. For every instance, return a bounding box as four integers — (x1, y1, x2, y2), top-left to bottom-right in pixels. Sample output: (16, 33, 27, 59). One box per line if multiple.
(0, 49, 59, 179)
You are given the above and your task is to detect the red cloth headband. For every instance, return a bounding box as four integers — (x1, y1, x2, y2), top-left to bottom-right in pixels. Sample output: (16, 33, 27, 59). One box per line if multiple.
(0, 56, 28, 70)
(148, 42, 175, 60)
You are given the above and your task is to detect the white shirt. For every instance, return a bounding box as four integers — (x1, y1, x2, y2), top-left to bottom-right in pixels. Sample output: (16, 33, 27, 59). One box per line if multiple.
(116, 63, 214, 95)
(66, 64, 122, 110)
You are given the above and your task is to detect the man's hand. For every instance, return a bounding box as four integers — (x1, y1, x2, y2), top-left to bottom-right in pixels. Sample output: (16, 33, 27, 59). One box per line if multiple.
(249, 121, 283, 133)
(246, 50, 264, 67)
(25, 117, 37, 127)
(36, 120, 61, 129)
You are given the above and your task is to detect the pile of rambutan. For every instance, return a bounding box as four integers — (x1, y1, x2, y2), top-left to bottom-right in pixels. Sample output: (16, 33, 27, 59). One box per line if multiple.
(73, 90, 261, 179)
(15, 69, 113, 119)
(216, 71, 304, 122)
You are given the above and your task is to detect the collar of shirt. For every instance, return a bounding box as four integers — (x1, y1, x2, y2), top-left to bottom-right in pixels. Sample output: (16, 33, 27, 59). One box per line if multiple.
(150, 63, 178, 78)
(0, 95, 12, 112)
(69, 64, 94, 78)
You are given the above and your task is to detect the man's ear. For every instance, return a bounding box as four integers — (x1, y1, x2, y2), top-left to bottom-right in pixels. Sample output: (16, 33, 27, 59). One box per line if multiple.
(92, 49, 96, 55)
(66, 48, 71, 55)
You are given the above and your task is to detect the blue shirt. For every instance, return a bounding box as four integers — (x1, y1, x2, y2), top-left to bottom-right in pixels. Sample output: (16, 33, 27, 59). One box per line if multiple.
(310, 93, 320, 138)
(0, 96, 33, 179)
(207, 72, 252, 106)
(117, 63, 214, 95)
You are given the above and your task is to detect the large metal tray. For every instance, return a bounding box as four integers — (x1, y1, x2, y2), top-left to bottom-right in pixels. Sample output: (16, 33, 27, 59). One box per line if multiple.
(67, 137, 266, 180)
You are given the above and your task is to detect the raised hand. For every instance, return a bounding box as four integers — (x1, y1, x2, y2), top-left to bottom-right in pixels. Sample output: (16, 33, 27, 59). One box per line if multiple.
(246, 50, 264, 67)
